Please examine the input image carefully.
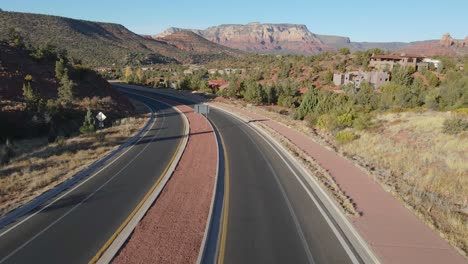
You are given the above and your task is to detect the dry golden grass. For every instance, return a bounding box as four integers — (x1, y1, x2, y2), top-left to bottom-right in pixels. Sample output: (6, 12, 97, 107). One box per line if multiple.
(0, 102, 148, 216)
(342, 111, 468, 254)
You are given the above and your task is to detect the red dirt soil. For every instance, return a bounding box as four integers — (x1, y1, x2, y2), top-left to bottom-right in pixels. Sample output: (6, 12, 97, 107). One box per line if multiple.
(211, 102, 466, 264)
(113, 100, 217, 263)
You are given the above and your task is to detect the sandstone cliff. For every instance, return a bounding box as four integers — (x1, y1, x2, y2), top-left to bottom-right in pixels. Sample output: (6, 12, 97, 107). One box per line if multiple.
(154, 23, 333, 54)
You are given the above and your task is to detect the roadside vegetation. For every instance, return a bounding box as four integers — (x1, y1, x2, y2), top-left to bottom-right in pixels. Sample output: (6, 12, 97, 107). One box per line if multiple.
(0, 110, 147, 216)
(0, 30, 144, 216)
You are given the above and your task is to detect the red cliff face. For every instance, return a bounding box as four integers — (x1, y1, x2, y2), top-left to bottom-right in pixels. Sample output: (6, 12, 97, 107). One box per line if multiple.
(440, 33, 468, 48)
(154, 23, 335, 54)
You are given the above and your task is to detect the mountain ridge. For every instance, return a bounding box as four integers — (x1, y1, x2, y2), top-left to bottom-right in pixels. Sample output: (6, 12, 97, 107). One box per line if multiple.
(154, 23, 466, 55)
(0, 11, 242, 66)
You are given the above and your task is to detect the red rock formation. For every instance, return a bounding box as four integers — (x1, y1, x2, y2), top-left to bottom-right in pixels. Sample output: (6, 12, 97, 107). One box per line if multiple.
(440, 33, 467, 48)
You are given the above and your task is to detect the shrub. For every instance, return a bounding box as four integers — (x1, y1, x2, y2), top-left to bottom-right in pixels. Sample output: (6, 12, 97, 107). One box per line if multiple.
(336, 113, 354, 129)
(55, 136, 66, 147)
(353, 112, 373, 130)
(0, 140, 14, 165)
(317, 114, 337, 132)
(80, 108, 95, 134)
(335, 131, 358, 143)
(442, 118, 468, 135)
(94, 132, 106, 142)
(453, 108, 468, 117)
(79, 125, 95, 134)
(304, 112, 320, 127)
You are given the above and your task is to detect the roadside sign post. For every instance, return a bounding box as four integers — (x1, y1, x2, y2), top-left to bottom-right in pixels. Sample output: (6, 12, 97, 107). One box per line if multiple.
(194, 104, 210, 117)
(96, 112, 107, 129)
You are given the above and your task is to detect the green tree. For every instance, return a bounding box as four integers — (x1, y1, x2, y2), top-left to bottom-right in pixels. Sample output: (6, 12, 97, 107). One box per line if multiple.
(178, 76, 191, 90)
(22, 75, 41, 111)
(320, 71, 334, 85)
(426, 72, 440, 87)
(243, 80, 266, 105)
(265, 85, 278, 104)
(55, 59, 66, 80)
(354, 83, 379, 111)
(226, 80, 238, 98)
(339, 48, 350, 55)
(391, 65, 413, 86)
(199, 80, 211, 93)
(58, 70, 76, 106)
(296, 88, 320, 119)
(80, 108, 95, 134)
(7, 28, 24, 48)
(279, 62, 292, 79)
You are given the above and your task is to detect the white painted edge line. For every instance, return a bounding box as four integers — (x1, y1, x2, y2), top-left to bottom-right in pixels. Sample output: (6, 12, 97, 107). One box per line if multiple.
(96, 93, 190, 264)
(210, 104, 381, 264)
(195, 117, 220, 264)
(0, 102, 156, 237)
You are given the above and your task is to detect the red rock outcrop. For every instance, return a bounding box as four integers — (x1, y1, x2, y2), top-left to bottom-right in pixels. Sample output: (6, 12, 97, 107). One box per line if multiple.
(154, 23, 334, 54)
(440, 33, 467, 48)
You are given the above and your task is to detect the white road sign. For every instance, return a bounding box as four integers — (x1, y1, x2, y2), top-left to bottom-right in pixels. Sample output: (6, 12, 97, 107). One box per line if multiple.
(194, 104, 210, 115)
(96, 112, 107, 122)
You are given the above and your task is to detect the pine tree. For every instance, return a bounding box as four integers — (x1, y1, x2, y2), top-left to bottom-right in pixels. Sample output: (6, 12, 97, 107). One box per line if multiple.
(80, 108, 95, 134)
(58, 69, 75, 106)
(55, 59, 65, 79)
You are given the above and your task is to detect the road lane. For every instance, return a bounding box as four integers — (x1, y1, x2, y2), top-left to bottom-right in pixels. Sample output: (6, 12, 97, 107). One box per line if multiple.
(0, 94, 185, 264)
(209, 109, 356, 264)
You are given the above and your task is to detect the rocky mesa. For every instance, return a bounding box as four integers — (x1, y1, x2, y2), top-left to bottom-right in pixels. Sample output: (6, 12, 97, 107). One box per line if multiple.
(155, 23, 334, 54)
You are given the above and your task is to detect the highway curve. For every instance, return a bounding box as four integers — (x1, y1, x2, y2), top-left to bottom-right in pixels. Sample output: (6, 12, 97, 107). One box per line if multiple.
(209, 108, 358, 264)
(0, 93, 185, 264)
(127, 87, 364, 264)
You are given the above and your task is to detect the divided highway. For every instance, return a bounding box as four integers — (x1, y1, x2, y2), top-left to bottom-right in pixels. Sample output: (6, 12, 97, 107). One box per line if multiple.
(122, 87, 364, 264)
(0, 84, 368, 263)
(0, 94, 185, 264)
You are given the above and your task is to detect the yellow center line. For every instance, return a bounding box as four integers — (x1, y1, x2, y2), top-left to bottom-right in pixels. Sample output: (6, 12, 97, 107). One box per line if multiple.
(88, 112, 186, 264)
(212, 122, 230, 264)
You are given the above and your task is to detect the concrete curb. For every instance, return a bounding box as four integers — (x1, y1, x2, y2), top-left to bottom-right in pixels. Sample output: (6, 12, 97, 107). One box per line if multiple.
(95, 94, 190, 264)
(0, 103, 156, 232)
(209, 104, 381, 264)
(196, 118, 222, 264)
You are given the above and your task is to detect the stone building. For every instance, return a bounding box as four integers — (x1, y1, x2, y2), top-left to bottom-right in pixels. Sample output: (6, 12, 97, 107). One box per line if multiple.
(369, 53, 427, 71)
(333, 71, 390, 89)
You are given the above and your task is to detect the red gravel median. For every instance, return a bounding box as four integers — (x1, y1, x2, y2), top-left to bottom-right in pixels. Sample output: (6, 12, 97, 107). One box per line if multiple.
(113, 100, 217, 264)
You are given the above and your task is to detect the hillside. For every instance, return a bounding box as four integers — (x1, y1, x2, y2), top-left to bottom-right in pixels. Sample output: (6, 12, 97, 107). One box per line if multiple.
(0, 11, 241, 66)
(0, 41, 133, 140)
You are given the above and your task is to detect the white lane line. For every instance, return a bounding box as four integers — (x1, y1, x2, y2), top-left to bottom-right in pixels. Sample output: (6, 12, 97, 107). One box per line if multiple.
(234, 118, 316, 264)
(246, 124, 361, 264)
(0, 104, 169, 263)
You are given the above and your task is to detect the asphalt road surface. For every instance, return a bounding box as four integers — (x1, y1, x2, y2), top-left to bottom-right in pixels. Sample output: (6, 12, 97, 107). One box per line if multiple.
(0, 93, 184, 264)
(123, 87, 361, 264)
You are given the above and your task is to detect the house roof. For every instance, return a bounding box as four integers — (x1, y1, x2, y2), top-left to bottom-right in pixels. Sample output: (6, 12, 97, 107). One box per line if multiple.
(208, 79, 229, 88)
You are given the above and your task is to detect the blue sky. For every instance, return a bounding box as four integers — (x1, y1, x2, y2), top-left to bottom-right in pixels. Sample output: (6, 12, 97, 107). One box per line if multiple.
(1, 0, 467, 42)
